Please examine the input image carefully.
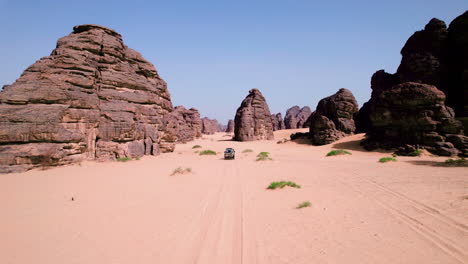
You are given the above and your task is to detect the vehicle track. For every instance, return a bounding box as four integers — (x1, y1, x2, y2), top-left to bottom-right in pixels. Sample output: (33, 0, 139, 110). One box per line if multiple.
(340, 170, 468, 263)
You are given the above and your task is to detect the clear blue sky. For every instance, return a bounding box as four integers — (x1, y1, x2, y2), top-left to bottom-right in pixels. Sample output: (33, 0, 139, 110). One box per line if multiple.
(0, 1, 466, 124)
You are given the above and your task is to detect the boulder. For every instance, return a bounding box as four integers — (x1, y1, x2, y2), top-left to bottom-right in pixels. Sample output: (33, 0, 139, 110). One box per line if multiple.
(163, 106, 202, 146)
(309, 88, 358, 145)
(234, 89, 274, 141)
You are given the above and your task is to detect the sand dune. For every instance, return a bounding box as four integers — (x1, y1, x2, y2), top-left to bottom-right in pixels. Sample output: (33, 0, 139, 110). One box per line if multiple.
(1, 129, 467, 264)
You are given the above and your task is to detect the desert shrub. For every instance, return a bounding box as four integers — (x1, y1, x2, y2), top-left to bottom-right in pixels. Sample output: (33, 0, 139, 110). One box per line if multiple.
(192, 145, 202, 149)
(256, 152, 272, 161)
(242, 149, 253, 153)
(326, 149, 351, 156)
(199, 150, 217, 155)
(267, 181, 301, 190)
(296, 201, 311, 209)
(408, 149, 423, 157)
(171, 167, 192, 176)
(379, 157, 397, 163)
(444, 157, 467, 166)
(116, 157, 133, 162)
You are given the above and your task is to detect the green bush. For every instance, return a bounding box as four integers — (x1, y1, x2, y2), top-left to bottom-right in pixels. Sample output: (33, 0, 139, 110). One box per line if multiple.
(326, 149, 351, 156)
(116, 157, 133, 162)
(379, 157, 397, 163)
(199, 150, 217, 155)
(408, 149, 423, 157)
(256, 152, 272, 161)
(296, 201, 311, 209)
(444, 157, 467, 166)
(192, 145, 202, 149)
(267, 181, 301, 190)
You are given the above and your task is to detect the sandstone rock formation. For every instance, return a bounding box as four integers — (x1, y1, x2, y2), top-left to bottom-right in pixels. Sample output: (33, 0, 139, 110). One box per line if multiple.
(201, 117, 220, 135)
(163, 106, 202, 147)
(271, 113, 285, 131)
(234, 89, 274, 141)
(226, 119, 235, 133)
(284, 106, 312, 129)
(218, 123, 227, 133)
(447, 11, 468, 123)
(362, 82, 466, 156)
(0, 24, 194, 173)
(309, 88, 358, 145)
(357, 12, 468, 133)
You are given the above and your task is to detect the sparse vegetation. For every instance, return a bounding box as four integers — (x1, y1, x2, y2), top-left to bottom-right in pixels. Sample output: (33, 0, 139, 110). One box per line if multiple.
(116, 157, 133, 162)
(408, 149, 423, 157)
(267, 181, 301, 190)
(171, 167, 192, 176)
(256, 152, 272, 161)
(444, 157, 467, 167)
(326, 149, 351, 156)
(242, 149, 253, 153)
(192, 145, 202, 149)
(379, 157, 397, 163)
(296, 201, 311, 209)
(199, 150, 217, 155)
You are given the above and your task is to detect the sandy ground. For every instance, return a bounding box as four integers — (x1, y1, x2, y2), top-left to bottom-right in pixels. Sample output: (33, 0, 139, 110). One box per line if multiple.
(1, 129, 467, 264)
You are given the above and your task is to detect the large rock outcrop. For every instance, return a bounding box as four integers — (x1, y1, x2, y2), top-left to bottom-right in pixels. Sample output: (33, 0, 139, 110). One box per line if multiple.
(309, 88, 358, 145)
(163, 106, 202, 147)
(0, 24, 190, 173)
(357, 11, 468, 133)
(226, 119, 235, 133)
(362, 82, 466, 156)
(447, 11, 468, 122)
(201, 117, 220, 135)
(234, 89, 274, 141)
(271, 113, 285, 131)
(284, 106, 312, 129)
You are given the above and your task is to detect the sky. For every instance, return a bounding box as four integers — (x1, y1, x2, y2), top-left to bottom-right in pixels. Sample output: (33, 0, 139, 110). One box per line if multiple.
(0, 0, 466, 124)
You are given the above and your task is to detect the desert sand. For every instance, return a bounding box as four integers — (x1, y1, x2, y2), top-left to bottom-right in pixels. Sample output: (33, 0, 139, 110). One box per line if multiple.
(1, 129, 467, 264)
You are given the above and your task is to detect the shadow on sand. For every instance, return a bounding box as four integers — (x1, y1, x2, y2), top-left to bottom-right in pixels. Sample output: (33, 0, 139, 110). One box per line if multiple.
(331, 139, 392, 154)
(405, 160, 468, 168)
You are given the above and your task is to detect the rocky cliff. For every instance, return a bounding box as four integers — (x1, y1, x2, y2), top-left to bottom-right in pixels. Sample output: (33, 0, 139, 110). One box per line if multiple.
(0, 24, 196, 173)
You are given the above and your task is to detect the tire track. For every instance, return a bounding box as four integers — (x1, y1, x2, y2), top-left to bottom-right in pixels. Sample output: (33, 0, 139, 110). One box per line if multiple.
(340, 171, 468, 263)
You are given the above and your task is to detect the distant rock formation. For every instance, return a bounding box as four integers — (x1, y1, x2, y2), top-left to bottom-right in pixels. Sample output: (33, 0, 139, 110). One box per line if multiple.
(357, 11, 468, 133)
(218, 123, 227, 133)
(362, 82, 466, 156)
(163, 106, 202, 148)
(201, 117, 220, 135)
(0, 24, 195, 173)
(271, 113, 285, 131)
(284, 106, 312, 129)
(309, 88, 358, 145)
(234, 89, 274, 141)
(226, 119, 235, 133)
(356, 11, 467, 156)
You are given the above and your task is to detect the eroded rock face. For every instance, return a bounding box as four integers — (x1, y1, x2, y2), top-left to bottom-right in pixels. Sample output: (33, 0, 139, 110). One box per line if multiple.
(201, 117, 219, 135)
(284, 106, 312, 129)
(234, 89, 274, 141)
(226, 119, 235, 133)
(362, 82, 466, 156)
(163, 106, 202, 147)
(447, 11, 468, 119)
(357, 12, 468, 134)
(0, 24, 179, 173)
(271, 113, 285, 131)
(309, 88, 358, 145)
